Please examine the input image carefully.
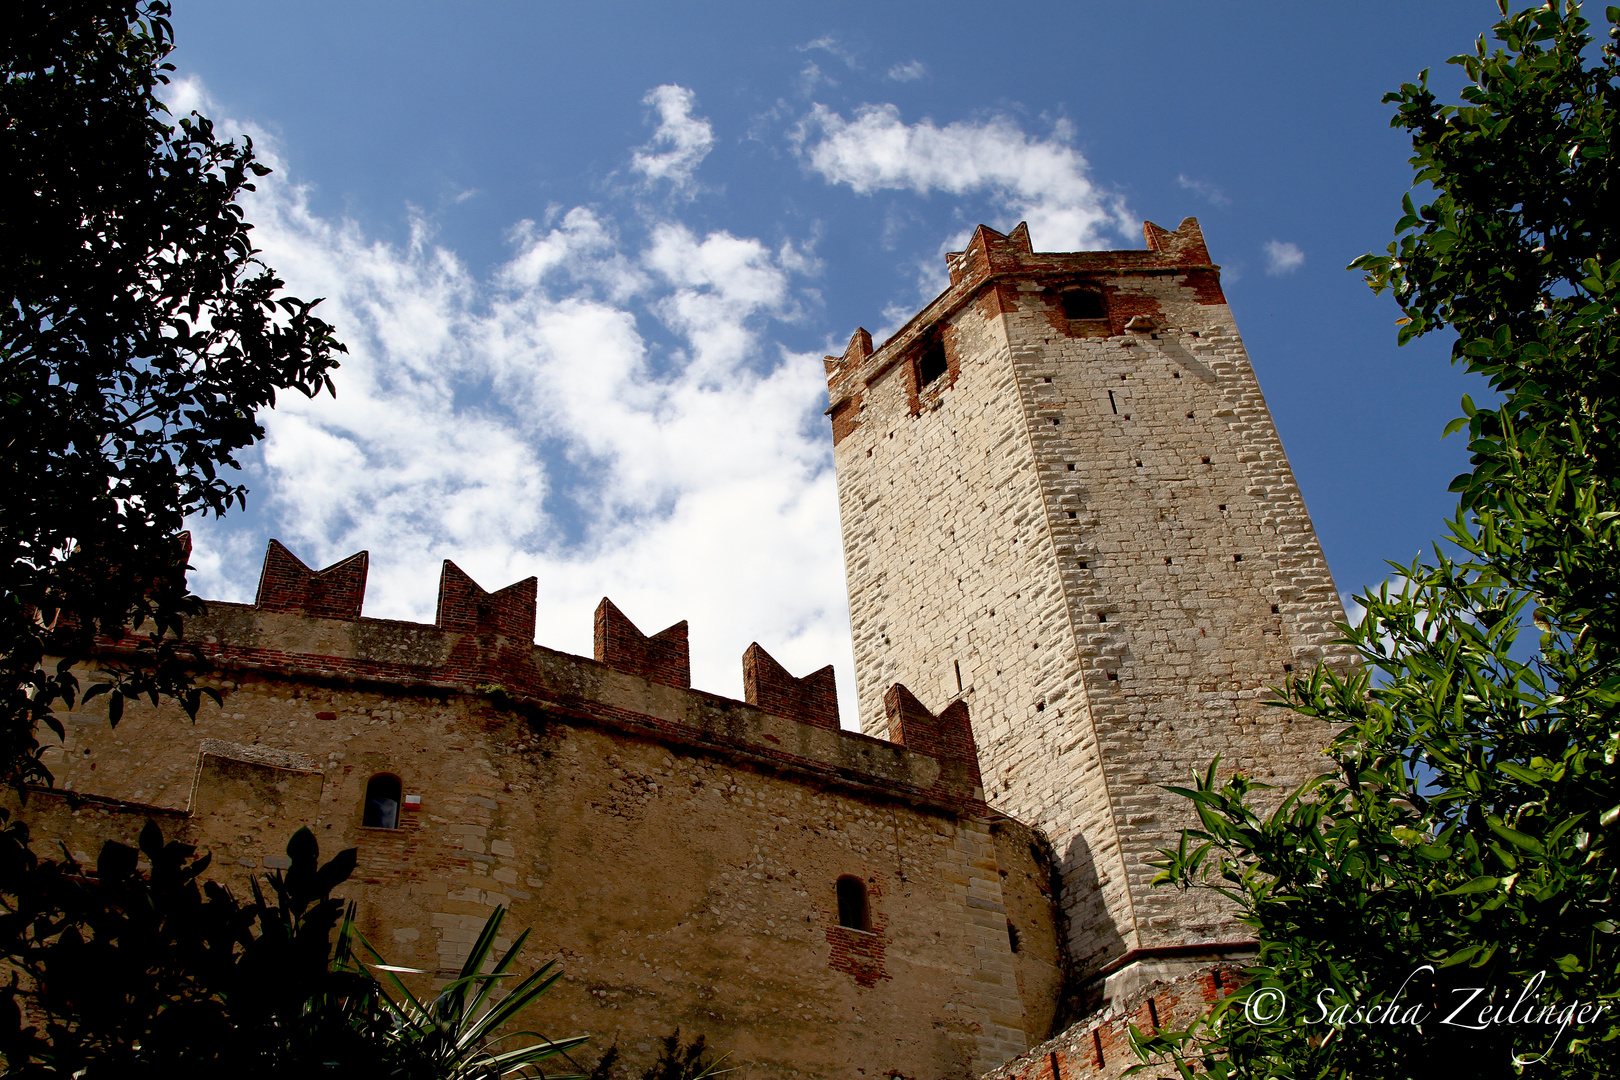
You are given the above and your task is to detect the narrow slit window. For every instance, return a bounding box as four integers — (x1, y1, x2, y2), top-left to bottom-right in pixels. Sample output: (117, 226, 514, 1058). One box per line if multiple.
(363, 773, 402, 829)
(1060, 290, 1106, 321)
(836, 876, 869, 931)
(917, 340, 948, 387)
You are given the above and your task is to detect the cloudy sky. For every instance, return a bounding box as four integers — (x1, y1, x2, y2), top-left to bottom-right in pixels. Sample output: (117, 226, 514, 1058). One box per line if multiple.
(172, 2, 1496, 726)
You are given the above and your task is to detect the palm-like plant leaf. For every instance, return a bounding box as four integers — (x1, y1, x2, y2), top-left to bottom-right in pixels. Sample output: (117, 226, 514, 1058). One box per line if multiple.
(349, 905, 589, 1078)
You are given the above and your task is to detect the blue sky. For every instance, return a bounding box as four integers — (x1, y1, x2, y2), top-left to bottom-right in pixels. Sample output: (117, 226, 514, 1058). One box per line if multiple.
(172, 2, 1498, 726)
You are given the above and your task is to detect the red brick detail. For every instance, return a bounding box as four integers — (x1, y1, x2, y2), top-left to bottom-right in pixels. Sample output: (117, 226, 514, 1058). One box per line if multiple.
(434, 561, 537, 641)
(1182, 267, 1228, 306)
(254, 540, 369, 620)
(823, 326, 873, 380)
(829, 388, 864, 447)
(1101, 286, 1168, 338)
(947, 222, 1034, 285)
(594, 598, 690, 689)
(883, 684, 983, 796)
(986, 965, 1247, 1080)
(1005, 220, 1033, 252)
(1142, 217, 1212, 265)
(1144, 218, 1225, 304)
(743, 643, 838, 730)
(843, 326, 873, 364)
(977, 281, 1021, 320)
(826, 329, 875, 443)
(825, 876, 889, 986)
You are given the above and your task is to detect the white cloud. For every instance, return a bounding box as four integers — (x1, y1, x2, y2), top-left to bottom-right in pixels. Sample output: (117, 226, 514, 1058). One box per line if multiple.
(175, 81, 858, 726)
(798, 35, 858, 67)
(795, 61, 837, 96)
(886, 60, 927, 82)
(1176, 173, 1230, 208)
(1264, 239, 1305, 276)
(795, 104, 1134, 251)
(630, 85, 715, 193)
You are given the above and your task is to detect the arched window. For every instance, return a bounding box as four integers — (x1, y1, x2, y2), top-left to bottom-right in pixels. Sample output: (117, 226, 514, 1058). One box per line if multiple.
(836, 875, 869, 931)
(363, 773, 402, 829)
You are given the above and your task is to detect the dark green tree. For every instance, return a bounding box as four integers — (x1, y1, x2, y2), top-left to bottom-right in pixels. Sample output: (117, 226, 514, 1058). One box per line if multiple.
(0, 816, 608, 1078)
(1, 1, 344, 788)
(1139, 2, 1619, 1077)
(0, 817, 387, 1077)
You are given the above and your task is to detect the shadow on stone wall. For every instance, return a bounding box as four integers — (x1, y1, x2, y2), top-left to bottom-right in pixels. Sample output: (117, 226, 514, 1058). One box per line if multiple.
(1056, 829, 1128, 1027)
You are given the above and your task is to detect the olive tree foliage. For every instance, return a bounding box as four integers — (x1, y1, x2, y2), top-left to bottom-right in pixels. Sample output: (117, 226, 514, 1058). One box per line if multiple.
(1138, 3, 1620, 1077)
(0, 2, 344, 787)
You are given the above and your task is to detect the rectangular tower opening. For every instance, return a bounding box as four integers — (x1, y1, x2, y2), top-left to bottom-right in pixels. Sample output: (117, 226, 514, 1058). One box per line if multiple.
(917, 340, 948, 387)
(1060, 289, 1107, 321)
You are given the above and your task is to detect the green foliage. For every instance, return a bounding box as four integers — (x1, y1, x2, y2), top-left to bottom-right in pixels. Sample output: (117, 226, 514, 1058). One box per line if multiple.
(0, 816, 387, 1076)
(0, 819, 613, 1079)
(0, 1, 345, 789)
(1137, 3, 1620, 1077)
(352, 907, 591, 1079)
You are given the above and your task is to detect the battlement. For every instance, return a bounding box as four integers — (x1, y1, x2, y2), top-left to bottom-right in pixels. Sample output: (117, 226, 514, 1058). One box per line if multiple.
(99, 540, 988, 814)
(39, 535, 1060, 1080)
(823, 218, 1224, 420)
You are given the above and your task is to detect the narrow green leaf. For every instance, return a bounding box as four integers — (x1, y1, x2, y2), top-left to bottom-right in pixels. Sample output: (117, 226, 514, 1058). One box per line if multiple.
(1441, 875, 1499, 896)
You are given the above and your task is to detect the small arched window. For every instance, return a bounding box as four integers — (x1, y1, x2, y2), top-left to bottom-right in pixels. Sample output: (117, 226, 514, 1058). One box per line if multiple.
(836, 876, 869, 931)
(363, 773, 402, 829)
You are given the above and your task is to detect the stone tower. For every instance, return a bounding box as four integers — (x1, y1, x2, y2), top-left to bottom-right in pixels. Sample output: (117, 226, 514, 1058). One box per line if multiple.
(824, 218, 1349, 998)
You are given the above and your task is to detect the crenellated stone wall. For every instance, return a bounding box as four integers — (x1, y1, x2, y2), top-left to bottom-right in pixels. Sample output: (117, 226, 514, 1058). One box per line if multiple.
(21, 547, 1062, 1080)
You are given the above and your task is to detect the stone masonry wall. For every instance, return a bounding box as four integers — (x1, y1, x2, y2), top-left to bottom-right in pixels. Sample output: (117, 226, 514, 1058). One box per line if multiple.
(21, 552, 1063, 1080)
(829, 276, 1134, 987)
(826, 220, 1351, 986)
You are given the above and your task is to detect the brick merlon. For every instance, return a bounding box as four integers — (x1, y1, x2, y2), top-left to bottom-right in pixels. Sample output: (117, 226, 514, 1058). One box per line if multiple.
(255, 539, 369, 621)
(595, 597, 691, 689)
(883, 683, 985, 800)
(435, 560, 537, 641)
(743, 642, 839, 731)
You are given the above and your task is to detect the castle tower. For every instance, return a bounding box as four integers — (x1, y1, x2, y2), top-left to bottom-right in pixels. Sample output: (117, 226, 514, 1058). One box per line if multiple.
(824, 219, 1349, 995)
